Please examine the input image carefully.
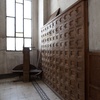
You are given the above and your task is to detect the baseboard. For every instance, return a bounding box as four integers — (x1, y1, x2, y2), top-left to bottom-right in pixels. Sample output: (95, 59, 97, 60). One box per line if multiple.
(0, 73, 19, 79)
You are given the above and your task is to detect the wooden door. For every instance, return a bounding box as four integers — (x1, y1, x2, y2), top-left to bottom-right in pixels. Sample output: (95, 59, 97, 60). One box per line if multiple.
(88, 52, 100, 100)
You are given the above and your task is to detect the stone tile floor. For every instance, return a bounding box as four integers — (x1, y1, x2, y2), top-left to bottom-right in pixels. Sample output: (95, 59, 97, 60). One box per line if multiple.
(0, 77, 61, 100)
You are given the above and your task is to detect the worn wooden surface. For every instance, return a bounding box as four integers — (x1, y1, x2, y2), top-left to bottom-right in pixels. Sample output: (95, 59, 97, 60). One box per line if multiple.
(41, 0, 88, 100)
(88, 52, 100, 100)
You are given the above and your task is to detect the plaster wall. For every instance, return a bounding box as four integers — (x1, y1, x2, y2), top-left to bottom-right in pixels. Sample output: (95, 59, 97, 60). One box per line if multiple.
(38, 0, 48, 50)
(88, 0, 100, 51)
(48, 0, 78, 17)
(0, 0, 38, 74)
(38, 0, 43, 50)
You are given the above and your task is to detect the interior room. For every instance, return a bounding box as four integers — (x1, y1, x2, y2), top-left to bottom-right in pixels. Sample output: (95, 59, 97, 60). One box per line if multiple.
(0, 0, 100, 100)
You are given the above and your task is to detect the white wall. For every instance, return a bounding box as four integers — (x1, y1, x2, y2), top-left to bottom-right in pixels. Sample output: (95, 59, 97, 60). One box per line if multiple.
(32, 0, 38, 66)
(0, 0, 38, 74)
(88, 0, 100, 51)
(48, 0, 78, 17)
(38, 0, 48, 50)
(38, 0, 43, 50)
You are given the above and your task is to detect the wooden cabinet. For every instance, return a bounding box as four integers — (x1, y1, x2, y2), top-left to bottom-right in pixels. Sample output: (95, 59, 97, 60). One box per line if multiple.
(41, 0, 88, 100)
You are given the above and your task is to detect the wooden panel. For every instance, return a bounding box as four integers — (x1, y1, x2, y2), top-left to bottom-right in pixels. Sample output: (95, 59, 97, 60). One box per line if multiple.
(88, 52, 100, 100)
(23, 47, 30, 82)
(41, 0, 87, 100)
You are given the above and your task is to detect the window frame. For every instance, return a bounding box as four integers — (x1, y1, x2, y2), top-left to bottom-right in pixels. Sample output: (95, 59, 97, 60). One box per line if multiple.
(6, 0, 32, 52)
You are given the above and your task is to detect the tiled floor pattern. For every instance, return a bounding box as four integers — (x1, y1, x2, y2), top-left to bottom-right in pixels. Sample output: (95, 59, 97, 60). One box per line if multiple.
(32, 81, 50, 100)
(0, 78, 61, 100)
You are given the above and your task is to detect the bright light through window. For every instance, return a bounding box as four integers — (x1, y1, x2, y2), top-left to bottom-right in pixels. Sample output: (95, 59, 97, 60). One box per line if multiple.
(16, 3, 23, 32)
(24, 0, 31, 19)
(16, 38, 23, 51)
(6, 0, 15, 17)
(16, 0, 23, 3)
(25, 39, 31, 47)
(7, 17, 14, 36)
(6, 0, 32, 51)
(24, 19, 31, 37)
(7, 38, 15, 50)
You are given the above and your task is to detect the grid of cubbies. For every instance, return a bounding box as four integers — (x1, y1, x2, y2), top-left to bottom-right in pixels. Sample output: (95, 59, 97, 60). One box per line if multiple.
(41, 1, 86, 100)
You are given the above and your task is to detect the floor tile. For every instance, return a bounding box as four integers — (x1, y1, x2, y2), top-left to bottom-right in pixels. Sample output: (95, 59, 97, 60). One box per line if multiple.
(0, 77, 61, 100)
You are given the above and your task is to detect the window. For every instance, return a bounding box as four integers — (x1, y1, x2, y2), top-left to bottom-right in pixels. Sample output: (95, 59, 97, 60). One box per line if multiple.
(6, 0, 32, 51)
